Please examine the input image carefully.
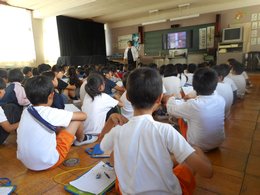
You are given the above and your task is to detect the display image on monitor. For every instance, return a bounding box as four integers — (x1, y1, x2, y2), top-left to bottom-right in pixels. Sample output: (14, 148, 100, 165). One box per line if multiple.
(167, 32, 187, 49)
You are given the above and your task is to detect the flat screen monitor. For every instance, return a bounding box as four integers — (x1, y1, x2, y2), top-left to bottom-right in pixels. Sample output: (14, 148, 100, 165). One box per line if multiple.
(167, 32, 187, 49)
(222, 27, 243, 43)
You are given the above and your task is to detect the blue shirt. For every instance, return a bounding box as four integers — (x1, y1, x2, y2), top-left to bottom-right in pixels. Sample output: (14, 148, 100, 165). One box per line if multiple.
(104, 78, 116, 95)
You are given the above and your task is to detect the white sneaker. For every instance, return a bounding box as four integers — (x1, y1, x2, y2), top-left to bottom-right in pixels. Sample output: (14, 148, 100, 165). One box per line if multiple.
(74, 134, 98, 146)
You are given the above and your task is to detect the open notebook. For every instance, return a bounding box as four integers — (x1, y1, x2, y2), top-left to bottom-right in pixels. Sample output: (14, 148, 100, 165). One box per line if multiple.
(65, 161, 116, 195)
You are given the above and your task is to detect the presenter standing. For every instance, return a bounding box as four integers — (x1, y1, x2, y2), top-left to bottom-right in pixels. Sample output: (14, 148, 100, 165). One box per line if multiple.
(123, 40, 139, 69)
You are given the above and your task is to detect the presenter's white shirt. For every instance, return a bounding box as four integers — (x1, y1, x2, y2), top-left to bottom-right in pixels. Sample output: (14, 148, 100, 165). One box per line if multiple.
(82, 93, 118, 134)
(167, 94, 225, 151)
(17, 106, 73, 170)
(101, 115, 194, 195)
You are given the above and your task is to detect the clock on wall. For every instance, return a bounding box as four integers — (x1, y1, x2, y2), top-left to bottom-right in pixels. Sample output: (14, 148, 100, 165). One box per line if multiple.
(235, 11, 244, 20)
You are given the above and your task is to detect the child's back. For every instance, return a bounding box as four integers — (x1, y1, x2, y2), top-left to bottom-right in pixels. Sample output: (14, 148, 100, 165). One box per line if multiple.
(167, 68, 225, 151)
(162, 76, 181, 96)
(228, 61, 246, 98)
(82, 93, 118, 134)
(228, 74, 246, 98)
(82, 73, 118, 135)
(119, 72, 133, 119)
(101, 114, 194, 194)
(216, 82, 233, 118)
(163, 64, 181, 96)
(17, 105, 73, 170)
(168, 93, 225, 150)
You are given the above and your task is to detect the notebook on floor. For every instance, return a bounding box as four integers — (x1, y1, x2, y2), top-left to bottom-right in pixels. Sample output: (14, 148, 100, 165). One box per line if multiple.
(64, 161, 116, 195)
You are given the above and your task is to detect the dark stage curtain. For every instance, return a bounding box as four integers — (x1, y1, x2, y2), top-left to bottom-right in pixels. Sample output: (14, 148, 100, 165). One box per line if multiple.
(56, 55, 106, 66)
(56, 16, 106, 57)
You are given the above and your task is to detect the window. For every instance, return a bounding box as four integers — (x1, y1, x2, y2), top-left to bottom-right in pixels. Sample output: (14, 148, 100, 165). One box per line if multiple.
(0, 5, 35, 67)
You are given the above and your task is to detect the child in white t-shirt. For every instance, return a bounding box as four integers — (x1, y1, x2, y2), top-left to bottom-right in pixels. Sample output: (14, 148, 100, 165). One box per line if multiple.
(75, 73, 123, 146)
(213, 66, 233, 118)
(167, 67, 225, 151)
(228, 62, 246, 99)
(162, 64, 181, 97)
(120, 72, 134, 119)
(17, 76, 87, 171)
(100, 67, 213, 194)
(219, 64, 238, 103)
(228, 58, 253, 88)
(176, 63, 188, 86)
(186, 63, 197, 86)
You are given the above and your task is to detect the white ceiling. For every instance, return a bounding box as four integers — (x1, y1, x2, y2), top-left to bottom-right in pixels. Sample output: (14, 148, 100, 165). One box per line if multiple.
(4, 0, 260, 28)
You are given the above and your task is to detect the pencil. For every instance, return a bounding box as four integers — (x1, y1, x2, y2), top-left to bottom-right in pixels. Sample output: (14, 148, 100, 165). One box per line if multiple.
(104, 171, 110, 179)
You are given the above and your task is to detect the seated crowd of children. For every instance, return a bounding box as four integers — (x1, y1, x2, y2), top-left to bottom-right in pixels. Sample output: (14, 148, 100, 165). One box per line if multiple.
(0, 58, 251, 194)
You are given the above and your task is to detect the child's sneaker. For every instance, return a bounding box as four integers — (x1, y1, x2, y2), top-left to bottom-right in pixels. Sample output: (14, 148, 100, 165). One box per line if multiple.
(74, 134, 98, 146)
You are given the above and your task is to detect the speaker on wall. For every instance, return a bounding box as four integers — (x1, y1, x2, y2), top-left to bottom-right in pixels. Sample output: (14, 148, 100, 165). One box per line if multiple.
(138, 26, 144, 44)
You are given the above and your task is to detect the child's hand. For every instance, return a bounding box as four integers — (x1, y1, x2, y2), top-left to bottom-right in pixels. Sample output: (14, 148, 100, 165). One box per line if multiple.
(161, 94, 172, 106)
(109, 113, 128, 126)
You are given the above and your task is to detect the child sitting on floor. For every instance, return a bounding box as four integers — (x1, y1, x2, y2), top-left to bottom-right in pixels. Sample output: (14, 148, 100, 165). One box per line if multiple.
(75, 73, 123, 146)
(100, 67, 213, 194)
(228, 61, 246, 99)
(166, 67, 225, 151)
(120, 72, 134, 119)
(0, 68, 30, 106)
(17, 76, 87, 171)
(41, 71, 65, 109)
(213, 65, 233, 118)
(0, 78, 22, 144)
(219, 64, 238, 104)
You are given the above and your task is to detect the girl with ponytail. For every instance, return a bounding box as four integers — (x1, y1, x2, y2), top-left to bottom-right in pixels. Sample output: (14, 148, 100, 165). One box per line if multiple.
(74, 73, 122, 146)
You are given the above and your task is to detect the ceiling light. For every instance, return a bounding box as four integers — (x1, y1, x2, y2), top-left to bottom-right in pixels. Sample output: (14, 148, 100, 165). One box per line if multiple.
(142, 19, 167, 26)
(178, 3, 190, 8)
(149, 9, 159, 14)
(170, 14, 200, 21)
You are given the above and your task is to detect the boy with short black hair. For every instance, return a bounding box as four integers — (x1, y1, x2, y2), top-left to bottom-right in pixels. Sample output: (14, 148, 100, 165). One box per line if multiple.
(41, 71, 65, 109)
(17, 76, 87, 171)
(101, 67, 125, 96)
(37, 63, 51, 74)
(100, 67, 213, 194)
(22, 66, 33, 85)
(167, 67, 225, 151)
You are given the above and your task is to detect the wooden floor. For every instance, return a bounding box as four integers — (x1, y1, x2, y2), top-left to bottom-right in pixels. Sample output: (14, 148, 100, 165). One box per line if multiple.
(0, 73, 260, 195)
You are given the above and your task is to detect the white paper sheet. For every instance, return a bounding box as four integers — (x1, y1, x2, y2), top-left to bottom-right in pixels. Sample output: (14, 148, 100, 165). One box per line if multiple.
(70, 161, 116, 194)
(64, 104, 81, 112)
(182, 86, 194, 95)
(0, 186, 15, 195)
